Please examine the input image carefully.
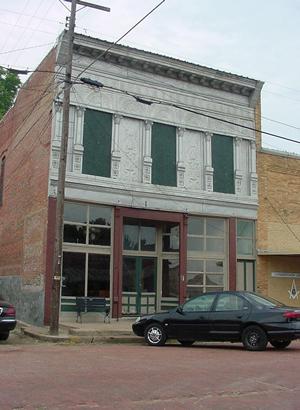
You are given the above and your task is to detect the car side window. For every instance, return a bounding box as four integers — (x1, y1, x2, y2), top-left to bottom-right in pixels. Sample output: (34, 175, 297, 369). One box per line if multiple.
(183, 293, 216, 312)
(215, 294, 247, 311)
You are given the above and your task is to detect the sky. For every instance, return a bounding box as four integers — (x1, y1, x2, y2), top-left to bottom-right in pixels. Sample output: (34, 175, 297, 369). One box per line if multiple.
(1, 0, 300, 154)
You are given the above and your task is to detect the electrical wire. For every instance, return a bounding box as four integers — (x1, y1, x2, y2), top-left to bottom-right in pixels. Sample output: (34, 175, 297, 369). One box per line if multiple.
(74, 0, 166, 81)
(0, 42, 54, 55)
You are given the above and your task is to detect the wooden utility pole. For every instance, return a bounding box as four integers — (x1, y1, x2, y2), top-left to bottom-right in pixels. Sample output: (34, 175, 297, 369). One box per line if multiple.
(50, 0, 110, 335)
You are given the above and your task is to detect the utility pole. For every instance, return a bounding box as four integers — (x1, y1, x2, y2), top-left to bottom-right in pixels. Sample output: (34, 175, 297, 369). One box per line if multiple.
(50, 0, 110, 335)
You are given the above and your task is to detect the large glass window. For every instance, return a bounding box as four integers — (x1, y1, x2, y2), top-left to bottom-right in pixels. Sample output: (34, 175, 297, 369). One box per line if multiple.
(237, 220, 255, 257)
(187, 216, 226, 298)
(64, 203, 112, 246)
(162, 223, 179, 252)
(62, 252, 110, 298)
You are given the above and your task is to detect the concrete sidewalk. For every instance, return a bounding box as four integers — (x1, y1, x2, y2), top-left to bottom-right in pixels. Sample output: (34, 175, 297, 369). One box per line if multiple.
(19, 318, 143, 344)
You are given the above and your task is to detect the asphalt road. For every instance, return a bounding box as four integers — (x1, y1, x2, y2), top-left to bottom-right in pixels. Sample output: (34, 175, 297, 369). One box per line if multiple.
(1, 333, 300, 410)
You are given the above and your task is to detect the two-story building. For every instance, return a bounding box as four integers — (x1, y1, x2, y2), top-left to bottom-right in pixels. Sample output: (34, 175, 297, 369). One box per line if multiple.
(0, 31, 263, 325)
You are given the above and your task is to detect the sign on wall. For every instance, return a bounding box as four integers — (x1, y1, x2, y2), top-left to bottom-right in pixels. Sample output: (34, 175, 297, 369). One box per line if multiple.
(271, 272, 300, 279)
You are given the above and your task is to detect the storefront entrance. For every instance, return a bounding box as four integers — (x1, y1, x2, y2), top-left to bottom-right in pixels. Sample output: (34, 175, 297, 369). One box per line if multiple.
(122, 256, 156, 315)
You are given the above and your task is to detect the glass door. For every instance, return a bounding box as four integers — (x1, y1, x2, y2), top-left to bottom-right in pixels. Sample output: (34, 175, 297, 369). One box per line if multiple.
(237, 260, 255, 291)
(122, 256, 156, 315)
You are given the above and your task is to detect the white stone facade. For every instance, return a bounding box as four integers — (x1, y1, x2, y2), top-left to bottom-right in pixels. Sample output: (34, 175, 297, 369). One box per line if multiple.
(49, 33, 263, 220)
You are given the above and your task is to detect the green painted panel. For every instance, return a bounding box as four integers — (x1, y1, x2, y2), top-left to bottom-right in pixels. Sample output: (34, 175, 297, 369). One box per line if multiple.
(152, 122, 177, 186)
(82, 109, 112, 177)
(212, 134, 234, 194)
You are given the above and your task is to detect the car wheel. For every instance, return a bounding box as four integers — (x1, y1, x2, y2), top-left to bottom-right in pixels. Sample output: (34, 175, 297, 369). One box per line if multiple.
(178, 340, 195, 347)
(242, 325, 268, 351)
(144, 323, 167, 346)
(0, 332, 9, 341)
(270, 340, 292, 349)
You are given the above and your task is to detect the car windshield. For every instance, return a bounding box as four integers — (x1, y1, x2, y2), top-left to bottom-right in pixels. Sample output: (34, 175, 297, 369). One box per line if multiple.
(247, 293, 285, 308)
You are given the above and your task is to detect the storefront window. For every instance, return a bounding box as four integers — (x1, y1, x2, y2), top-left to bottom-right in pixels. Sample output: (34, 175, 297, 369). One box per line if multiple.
(87, 254, 110, 297)
(62, 252, 85, 296)
(162, 258, 179, 297)
(237, 220, 255, 257)
(64, 203, 112, 247)
(187, 216, 226, 298)
(162, 223, 179, 252)
(123, 219, 156, 252)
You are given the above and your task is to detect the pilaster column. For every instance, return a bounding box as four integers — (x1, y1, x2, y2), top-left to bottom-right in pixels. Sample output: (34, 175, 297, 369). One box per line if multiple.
(72, 106, 85, 173)
(177, 127, 185, 188)
(234, 137, 243, 194)
(250, 140, 258, 197)
(142, 120, 153, 184)
(51, 102, 63, 170)
(204, 132, 214, 192)
(111, 114, 123, 179)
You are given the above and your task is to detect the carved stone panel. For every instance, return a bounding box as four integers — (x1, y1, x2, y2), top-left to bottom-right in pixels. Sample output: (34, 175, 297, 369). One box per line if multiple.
(182, 129, 203, 190)
(118, 117, 141, 182)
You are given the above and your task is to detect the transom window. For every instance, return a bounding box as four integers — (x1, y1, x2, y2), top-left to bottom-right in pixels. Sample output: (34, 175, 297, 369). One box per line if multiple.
(123, 219, 156, 252)
(63, 202, 112, 246)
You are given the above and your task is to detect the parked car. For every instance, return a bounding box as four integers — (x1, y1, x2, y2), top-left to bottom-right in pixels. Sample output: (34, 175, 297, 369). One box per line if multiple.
(0, 299, 16, 341)
(132, 291, 300, 351)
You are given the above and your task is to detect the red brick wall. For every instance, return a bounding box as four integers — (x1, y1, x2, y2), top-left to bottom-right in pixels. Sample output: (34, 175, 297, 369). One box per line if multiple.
(0, 48, 56, 291)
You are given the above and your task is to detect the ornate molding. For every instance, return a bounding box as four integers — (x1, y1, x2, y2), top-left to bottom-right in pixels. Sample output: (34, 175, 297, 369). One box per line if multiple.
(204, 165, 214, 192)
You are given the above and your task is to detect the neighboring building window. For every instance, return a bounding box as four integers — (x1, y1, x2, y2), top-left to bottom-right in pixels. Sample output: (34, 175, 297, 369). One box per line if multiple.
(212, 134, 234, 194)
(63, 202, 112, 246)
(82, 109, 112, 177)
(151, 122, 177, 186)
(0, 156, 5, 207)
(187, 216, 226, 298)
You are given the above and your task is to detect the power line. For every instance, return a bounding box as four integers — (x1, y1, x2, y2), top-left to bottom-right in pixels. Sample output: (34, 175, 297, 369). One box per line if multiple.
(75, 0, 166, 81)
(0, 42, 54, 55)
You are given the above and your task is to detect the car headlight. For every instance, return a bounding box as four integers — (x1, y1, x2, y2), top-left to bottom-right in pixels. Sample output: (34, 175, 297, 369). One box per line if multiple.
(135, 316, 141, 323)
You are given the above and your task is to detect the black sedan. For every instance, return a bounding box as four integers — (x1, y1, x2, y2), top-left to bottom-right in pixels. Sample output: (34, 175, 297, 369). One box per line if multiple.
(132, 291, 300, 351)
(0, 299, 16, 341)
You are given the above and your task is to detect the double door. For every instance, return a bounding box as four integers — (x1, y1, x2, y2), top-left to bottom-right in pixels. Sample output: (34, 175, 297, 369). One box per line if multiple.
(122, 256, 156, 315)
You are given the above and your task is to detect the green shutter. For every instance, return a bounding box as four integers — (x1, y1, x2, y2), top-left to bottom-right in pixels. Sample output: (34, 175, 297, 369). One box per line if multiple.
(212, 134, 234, 194)
(82, 109, 112, 177)
(152, 123, 177, 186)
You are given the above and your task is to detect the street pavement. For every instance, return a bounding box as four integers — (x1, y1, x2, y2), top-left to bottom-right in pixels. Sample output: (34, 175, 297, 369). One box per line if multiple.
(1, 331, 300, 410)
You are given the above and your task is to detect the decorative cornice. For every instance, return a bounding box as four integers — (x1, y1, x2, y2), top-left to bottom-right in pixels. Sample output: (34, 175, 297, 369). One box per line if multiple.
(70, 34, 261, 99)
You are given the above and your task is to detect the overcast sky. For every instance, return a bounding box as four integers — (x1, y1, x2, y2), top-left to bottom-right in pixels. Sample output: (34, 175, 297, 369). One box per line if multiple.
(1, 0, 299, 154)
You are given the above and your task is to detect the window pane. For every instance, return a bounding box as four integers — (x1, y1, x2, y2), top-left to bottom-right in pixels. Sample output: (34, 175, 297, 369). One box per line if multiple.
(206, 274, 223, 286)
(187, 273, 203, 286)
(162, 259, 179, 297)
(89, 227, 111, 246)
(64, 203, 87, 223)
(206, 218, 224, 237)
(206, 238, 224, 252)
(62, 252, 85, 296)
(187, 237, 204, 252)
(87, 254, 110, 298)
(215, 294, 246, 311)
(206, 260, 224, 273)
(188, 217, 204, 235)
(89, 205, 111, 226)
(141, 258, 155, 292)
(237, 238, 253, 255)
(64, 224, 86, 244)
(123, 225, 139, 250)
(122, 257, 136, 292)
(183, 293, 215, 312)
(140, 226, 156, 251)
(187, 259, 204, 272)
(162, 224, 179, 252)
(186, 287, 203, 299)
(237, 220, 253, 237)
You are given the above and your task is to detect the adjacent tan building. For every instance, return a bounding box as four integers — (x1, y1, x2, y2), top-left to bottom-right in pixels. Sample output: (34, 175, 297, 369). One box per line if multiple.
(256, 148, 300, 306)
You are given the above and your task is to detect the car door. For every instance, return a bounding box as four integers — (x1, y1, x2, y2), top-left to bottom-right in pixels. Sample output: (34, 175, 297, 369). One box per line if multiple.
(210, 293, 251, 341)
(166, 293, 216, 340)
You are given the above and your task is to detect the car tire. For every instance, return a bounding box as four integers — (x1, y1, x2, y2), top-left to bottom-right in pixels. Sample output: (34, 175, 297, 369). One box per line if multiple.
(270, 340, 292, 349)
(144, 323, 167, 346)
(178, 340, 195, 347)
(242, 325, 268, 351)
(0, 332, 9, 341)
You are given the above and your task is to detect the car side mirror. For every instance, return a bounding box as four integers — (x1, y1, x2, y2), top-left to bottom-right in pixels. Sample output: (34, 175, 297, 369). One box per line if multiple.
(176, 306, 183, 314)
